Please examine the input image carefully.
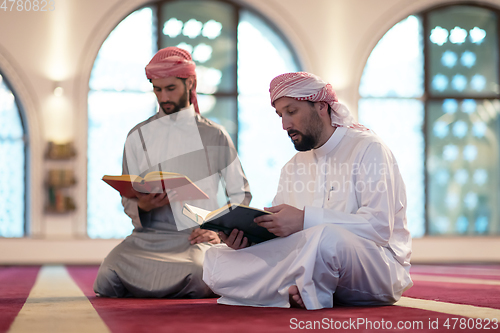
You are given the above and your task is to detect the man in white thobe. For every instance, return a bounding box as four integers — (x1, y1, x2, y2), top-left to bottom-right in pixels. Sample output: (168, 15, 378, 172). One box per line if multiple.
(94, 47, 251, 298)
(203, 72, 412, 309)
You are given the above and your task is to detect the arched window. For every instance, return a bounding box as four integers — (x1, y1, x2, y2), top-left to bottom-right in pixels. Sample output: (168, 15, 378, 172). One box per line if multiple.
(0, 72, 27, 237)
(88, 1, 300, 238)
(359, 4, 500, 237)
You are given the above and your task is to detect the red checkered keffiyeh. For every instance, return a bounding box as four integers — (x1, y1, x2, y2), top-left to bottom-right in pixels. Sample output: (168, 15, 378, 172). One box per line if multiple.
(269, 72, 367, 130)
(145, 47, 200, 114)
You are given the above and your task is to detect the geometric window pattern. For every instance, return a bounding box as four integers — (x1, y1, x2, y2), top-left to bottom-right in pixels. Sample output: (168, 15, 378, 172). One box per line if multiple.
(427, 100, 499, 235)
(359, 5, 500, 237)
(87, 1, 300, 238)
(0, 73, 26, 237)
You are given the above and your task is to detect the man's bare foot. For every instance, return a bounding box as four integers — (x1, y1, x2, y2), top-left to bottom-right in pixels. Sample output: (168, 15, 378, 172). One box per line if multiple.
(288, 285, 305, 309)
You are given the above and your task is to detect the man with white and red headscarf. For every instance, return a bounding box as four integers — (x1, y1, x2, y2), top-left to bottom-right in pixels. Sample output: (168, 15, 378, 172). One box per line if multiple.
(203, 72, 412, 309)
(94, 47, 251, 298)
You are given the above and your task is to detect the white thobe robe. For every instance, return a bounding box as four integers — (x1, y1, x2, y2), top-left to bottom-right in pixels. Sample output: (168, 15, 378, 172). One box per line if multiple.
(94, 105, 251, 298)
(203, 127, 413, 309)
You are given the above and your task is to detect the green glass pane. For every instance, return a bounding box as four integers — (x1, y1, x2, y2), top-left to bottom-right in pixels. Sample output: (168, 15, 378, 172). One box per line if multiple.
(427, 99, 500, 235)
(428, 6, 498, 97)
(160, 1, 236, 94)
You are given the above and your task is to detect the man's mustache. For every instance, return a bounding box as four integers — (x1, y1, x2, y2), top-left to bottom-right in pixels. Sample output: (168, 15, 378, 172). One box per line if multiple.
(287, 129, 302, 137)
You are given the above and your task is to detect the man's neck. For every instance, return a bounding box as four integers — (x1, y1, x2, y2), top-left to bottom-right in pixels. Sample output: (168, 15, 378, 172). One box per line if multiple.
(160, 103, 193, 120)
(315, 125, 336, 149)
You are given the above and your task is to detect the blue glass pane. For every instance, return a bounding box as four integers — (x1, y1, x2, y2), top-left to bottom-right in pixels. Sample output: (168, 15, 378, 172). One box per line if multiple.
(428, 6, 498, 96)
(88, 6, 156, 239)
(427, 99, 500, 235)
(0, 75, 25, 237)
(87, 91, 156, 239)
(441, 50, 458, 68)
(89, 8, 155, 92)
(237, 10, 299, 209)
(358, 98, 425, 238)
(0, 141, 25, 237)
(0, 77, 23, 139)
(359, 15, 424, 98)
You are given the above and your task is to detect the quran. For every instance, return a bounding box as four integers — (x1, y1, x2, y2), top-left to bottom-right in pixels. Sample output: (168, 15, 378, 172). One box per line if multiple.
(102, 171, 209, 201)
(183, 203, 278, 244)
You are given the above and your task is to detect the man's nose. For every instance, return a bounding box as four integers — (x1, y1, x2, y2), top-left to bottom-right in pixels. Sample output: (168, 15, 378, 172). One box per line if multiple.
(159, 90, 170, 103)
(282, 117, 292, 131)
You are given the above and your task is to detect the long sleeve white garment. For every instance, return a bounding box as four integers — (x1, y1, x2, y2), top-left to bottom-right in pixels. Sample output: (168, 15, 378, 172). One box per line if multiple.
(203, 126, 412, 309)
(272, 127, 411, 267)
(121, 104, 251, 231)
(94, 105, 251, 298)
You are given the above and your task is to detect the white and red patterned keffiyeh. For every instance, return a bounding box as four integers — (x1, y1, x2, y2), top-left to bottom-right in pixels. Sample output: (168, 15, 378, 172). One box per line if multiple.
(145, 47, 200, 114)
(270, 72, 367, 130)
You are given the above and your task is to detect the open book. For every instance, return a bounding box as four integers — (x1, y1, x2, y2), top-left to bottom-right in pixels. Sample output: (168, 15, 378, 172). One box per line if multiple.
(183, 203, 278, 244)
(102, 171, 209, 201)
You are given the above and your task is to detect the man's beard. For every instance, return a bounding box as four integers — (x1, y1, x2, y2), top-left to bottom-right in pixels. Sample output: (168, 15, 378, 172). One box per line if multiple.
(160, 88, 189, 115)
(288, 108, 323, 151)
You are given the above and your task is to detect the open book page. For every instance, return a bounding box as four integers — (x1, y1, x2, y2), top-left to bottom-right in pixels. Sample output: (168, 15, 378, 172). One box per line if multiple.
(205, 203, 269, 221)
(144, 171, 185, 181)
(183, 203, 212, 225)
(103, 172, 209, 200)
(102, 174, 143, 182)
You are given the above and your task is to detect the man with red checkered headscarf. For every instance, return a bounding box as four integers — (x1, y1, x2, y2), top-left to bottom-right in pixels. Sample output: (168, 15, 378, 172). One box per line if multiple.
(94, 47, 251, 299)
(203, 72, 412, 310)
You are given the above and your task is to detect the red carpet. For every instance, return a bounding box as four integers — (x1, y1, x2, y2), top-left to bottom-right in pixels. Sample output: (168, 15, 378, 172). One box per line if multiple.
(403, 281, 500, 310)
(66, 266, 478, 333)
(0, 266, 40, 332)
(2, 265, 498, 333)
(404, 265, 500, 310)
(411, 265, 500, 280)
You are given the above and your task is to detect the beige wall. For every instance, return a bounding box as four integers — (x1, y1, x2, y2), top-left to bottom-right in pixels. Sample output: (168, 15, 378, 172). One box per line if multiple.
(0, 0, 499, 263)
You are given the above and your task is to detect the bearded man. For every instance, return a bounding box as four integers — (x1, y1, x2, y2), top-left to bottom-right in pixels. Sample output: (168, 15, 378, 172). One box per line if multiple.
(203, 72, 412, 309)
(94, 47, 251, 298)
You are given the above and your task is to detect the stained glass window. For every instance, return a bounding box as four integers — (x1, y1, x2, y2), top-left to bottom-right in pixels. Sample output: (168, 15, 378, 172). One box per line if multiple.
(88, 1, 300, 238)
(427, 99, 499, 235)
(0, 73, 26, 237)
(359, 5, 500, 237)
(428, 6, 498, 97)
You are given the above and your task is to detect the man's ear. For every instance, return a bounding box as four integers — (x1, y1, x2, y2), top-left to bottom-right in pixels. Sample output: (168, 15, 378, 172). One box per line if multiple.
(186, 76, 195, 90)
(317, 101, 329, 117)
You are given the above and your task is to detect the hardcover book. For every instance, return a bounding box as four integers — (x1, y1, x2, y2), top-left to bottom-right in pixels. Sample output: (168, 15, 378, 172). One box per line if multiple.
(102, 171, 209, 201)
(183, 203, 278, 244)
